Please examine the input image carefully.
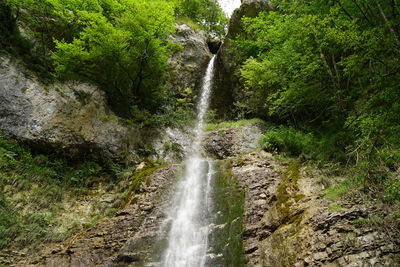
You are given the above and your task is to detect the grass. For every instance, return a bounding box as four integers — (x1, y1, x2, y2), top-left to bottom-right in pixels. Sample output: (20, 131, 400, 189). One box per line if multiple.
(324, 182, 350, 201)
(328, 203, 345, 212)
(0, 138, 122, 249)
(353, 215, 384, 228)
(205, 118, 266, 131)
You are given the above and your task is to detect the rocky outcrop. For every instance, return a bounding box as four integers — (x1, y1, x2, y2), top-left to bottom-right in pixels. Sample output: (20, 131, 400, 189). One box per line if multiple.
(212, 0, 273, 117)
(0, 55, 138, 160)
(168, 24, 212, 98)
(0, 23, 210, 161)
(203, 123, 263, 159)
(205, 123, 399, 266)
(231, 151, 399, 266)
(12, 165, 179, 266)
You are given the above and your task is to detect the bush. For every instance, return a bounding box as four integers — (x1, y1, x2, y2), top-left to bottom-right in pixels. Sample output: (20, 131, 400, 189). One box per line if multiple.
(259, 126, 314, 156)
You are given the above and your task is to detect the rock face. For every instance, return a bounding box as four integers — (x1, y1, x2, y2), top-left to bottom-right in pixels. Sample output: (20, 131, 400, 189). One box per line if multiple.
(203, 123, 263, 159)
(212, 0, 273, 117)
(0, 55, 138, 159)
(0, 23, 209, 161)
(168, 24, 212, 98)
(206, 124, 399, 266)
(12, 165, 179, 267)
(231, 151, 399, 266)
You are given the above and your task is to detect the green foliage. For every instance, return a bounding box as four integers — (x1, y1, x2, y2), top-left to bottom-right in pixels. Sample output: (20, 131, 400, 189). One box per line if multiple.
(174, 0, 228, 38)
(0, 138, 121, 248)
(259, 126, 314, 156)
(236, 0, 400, 202)
(4, 0, 226, 121)
(51, 0, 177, 117)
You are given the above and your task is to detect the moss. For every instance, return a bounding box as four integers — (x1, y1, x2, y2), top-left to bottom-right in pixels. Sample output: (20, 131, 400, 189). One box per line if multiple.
(122, 162, 167, 208)
(293, 193, 305, 202)
(276, 162, 302, 218)
(266, 226, 298, 267)
(210, 159, 245, 266)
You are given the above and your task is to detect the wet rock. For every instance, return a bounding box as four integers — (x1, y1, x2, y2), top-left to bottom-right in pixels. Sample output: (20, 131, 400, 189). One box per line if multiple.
(207, 39, 222, 54)
(140, 203, 154, 212)
(152, 127, 192, 163)
(245, 243, 258, 254)
(232, 150, 399, 266)
(116, 252, 140, 263)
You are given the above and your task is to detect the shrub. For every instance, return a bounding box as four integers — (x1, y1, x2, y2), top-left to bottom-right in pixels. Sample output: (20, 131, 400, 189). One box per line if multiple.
(259, 126, 314, 156)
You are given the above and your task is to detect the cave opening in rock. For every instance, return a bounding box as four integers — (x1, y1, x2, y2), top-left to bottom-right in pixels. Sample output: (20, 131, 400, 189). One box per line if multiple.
(207, 40, 222, 54)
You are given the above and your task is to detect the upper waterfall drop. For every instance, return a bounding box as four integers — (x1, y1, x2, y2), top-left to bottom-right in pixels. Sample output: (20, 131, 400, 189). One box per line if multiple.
(160, 55, 217, 267)
(192, 55, 217, 153)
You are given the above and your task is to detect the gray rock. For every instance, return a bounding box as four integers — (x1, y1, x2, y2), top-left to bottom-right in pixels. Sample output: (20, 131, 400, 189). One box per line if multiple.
(0, 23, 211, 162)
(168, 24, 211, 98)
(0, 55, 138, 159)
(203, 124, 263, 159)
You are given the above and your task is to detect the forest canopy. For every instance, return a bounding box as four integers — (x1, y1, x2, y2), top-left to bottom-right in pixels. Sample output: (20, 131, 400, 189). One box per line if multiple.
(235, 0, 400, 197)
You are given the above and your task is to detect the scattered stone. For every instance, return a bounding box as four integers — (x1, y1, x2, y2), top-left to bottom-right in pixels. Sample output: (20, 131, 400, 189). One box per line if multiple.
(259, 193, 267, 199)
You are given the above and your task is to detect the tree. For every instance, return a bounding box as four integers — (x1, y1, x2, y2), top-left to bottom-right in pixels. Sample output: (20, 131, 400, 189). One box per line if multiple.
(236, 0, 400, 183)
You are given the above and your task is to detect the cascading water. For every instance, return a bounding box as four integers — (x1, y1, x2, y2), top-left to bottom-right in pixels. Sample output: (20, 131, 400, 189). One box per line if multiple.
(160, 55, 217, 267)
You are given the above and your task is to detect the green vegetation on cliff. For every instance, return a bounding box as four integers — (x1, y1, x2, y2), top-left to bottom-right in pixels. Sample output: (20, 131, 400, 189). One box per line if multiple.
(0, 138, 122, 249)
(234, 0, 400, 203)
(1, 0, 226, 121)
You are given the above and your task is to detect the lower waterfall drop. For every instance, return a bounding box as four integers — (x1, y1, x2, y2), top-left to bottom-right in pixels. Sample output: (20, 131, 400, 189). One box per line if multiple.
(160, 55, 217, 267)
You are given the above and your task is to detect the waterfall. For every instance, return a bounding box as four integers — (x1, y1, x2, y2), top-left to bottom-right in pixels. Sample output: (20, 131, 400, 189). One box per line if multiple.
(160, 55, 217, 267)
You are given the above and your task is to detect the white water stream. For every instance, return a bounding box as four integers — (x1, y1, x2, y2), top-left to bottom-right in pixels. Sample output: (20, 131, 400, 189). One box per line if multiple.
(160, 55, 217, 267)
